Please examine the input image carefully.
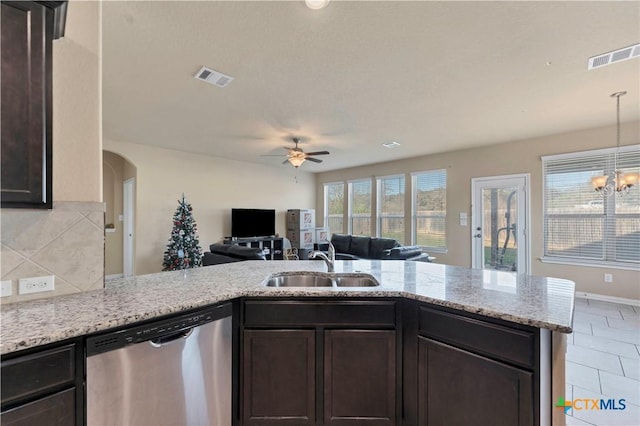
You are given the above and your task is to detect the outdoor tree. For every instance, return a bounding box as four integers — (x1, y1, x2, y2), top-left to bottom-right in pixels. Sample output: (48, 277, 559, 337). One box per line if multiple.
(162, 194, 203, 271)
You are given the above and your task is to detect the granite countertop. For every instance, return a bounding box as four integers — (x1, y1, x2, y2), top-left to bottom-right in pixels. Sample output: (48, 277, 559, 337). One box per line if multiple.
(0, 260, 575, 355)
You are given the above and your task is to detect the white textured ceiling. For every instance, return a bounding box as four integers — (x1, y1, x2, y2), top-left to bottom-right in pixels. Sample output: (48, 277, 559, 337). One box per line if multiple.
(102, 1, 640, 172)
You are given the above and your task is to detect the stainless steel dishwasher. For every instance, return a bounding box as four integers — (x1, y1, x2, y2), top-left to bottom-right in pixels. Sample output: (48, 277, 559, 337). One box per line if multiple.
(86, 303, 232, 426)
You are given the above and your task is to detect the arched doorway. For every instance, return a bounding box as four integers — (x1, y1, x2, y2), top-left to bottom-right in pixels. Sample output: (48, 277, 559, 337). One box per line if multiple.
(103, 150, 137, 278)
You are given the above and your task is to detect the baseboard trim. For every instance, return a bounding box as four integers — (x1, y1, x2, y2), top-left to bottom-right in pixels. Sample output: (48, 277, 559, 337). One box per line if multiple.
(105, 274, 123, 280)
(574, 291, 640, 307)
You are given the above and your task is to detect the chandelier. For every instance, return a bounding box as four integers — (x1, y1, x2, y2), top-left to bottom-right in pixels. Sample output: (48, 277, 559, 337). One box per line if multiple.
(591, 91, 640, 196)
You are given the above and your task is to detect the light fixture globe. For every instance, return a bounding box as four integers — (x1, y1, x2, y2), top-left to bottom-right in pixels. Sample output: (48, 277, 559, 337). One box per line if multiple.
(305, 0, 330, 10)
(287, 153, 306, 168)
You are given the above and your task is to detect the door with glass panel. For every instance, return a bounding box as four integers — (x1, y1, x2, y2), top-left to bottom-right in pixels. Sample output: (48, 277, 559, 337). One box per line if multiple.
(471, 175, 529, 273)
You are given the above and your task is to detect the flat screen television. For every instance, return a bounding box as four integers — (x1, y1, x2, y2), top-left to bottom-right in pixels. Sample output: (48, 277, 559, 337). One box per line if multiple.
(231, 208, 276, 238)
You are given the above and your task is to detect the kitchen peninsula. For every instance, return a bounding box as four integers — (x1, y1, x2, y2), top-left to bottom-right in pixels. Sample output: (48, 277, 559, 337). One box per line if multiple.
(1, 260, 574, 425)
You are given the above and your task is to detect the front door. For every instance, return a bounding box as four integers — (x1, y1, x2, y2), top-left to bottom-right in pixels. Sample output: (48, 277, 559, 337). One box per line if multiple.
(471, 174, 530, 274)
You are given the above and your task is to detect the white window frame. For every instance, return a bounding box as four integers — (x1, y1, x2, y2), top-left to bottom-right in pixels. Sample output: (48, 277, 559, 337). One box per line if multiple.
(411, 170, 447, 253)
(541, 145, 640, 270)
(348, 178, 372, 236)
(376, 174, 406, 242)
(324, 181, 345, 235)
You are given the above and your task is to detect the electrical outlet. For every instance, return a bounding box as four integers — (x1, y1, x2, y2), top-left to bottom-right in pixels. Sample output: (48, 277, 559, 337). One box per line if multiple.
(19, 275, 55, 295)
(1, 280, 12, 297)
(604, 273, 613, 283)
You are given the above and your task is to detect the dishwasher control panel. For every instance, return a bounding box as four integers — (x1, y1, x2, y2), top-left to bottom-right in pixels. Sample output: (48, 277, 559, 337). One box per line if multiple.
(86, 302, 232, 356)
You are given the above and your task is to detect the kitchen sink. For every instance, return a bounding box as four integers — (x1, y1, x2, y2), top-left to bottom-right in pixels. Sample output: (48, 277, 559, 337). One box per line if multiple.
(333, 276, 379, 287)
(264, 274, 334, 287)
(264, 272, 380, 288)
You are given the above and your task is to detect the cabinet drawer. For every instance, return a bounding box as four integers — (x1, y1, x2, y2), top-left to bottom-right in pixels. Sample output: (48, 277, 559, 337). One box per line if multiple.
(419, 306, 535, 368)
(244, 300, 397, 327)
(1, 344, 76, 406)
(0, 388, 75, 426)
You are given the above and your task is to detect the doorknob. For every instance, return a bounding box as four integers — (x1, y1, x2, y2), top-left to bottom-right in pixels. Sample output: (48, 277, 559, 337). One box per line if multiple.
(474, 234, 482, 238)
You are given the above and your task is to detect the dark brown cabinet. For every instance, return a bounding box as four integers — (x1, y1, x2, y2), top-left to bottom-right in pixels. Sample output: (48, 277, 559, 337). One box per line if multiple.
(0, 388, 75, 426)
(241, 299, 400, 426)
(418, 337, 533, 426)
(324, 330, 396, 425)
(403, 301, 540, 426)
(243, 329, 316, 425)
(0, 1, 66, 208)
(1, 340, 83, 426)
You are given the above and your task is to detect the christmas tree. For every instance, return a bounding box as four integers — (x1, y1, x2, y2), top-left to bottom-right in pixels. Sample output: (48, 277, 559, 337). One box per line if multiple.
(162, 194, 203, 271)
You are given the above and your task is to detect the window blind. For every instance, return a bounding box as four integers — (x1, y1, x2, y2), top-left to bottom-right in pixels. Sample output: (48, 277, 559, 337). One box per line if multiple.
(412, 170, 447, 251)
(324, 182, 344, 235)
(377, 175, 405, 243)
(542, 146, 640, 267)
(348, 179, 372, 236)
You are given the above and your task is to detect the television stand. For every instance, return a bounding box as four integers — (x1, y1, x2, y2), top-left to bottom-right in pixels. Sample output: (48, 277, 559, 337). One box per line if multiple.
(223, 236, 283, 261)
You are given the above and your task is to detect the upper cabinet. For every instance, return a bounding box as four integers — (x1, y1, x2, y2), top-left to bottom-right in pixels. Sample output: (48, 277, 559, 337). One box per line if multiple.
(1, 1, 67, 209)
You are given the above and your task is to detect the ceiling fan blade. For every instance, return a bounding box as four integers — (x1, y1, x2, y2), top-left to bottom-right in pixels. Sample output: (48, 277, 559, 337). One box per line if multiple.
(306, 157, 323, 163)
(305, 151, 330, 156)
(282, 159, 290, 165)
(261, 154, 287, 157)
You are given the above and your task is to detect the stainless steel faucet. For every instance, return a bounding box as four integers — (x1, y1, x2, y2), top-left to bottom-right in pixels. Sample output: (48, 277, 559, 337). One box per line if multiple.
(310, 242, 335, 272)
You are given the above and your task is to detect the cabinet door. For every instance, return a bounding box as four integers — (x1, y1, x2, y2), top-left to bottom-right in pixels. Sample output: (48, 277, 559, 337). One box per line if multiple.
(324, 330, 396, 425)
(1, 388, 75, 426)
(243, 329, 316, 425)
(418, 337, 533, 426)
(0, 1, 52, 208)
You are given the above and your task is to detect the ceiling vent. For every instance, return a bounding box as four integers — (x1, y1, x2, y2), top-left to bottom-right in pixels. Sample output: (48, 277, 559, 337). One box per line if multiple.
(194, 66, 234, 88)
(588, 43, 640, 70)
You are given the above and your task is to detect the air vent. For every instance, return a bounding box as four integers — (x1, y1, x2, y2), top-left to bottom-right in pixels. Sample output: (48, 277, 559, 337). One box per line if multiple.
(588, 43, 640, 70)
(194, 66, 234, 88)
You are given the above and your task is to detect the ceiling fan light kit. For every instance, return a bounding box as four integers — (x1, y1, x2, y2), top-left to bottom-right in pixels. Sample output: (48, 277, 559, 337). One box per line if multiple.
(288, 153, 307, 168)
(268, 137, 330, 168)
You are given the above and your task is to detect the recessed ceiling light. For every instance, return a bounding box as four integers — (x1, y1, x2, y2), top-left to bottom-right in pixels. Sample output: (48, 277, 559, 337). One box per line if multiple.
(382, 141, 401, 149)
(305, 0, 330, 10)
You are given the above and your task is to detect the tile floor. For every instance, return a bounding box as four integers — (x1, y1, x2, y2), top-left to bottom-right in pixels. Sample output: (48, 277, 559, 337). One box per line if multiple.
(565, 297, 640, 426)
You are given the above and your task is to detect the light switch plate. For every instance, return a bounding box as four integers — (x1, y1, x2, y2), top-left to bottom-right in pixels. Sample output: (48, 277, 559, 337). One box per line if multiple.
(1, 280, 12, 297)
(19, 275, 55, 295)
(459, 212, 468, 226)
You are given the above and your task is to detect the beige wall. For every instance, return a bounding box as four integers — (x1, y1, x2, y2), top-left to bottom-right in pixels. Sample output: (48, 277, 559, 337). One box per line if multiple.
(103, 139, 316, 275)
(316, 121, 640, 301)
(53, 0, 102, 202)
(1, 1, 104, 303)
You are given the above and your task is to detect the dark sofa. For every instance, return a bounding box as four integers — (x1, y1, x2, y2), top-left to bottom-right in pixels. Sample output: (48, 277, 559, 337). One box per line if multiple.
(203, 243, 267, 266)
(319, 234, 432, 262)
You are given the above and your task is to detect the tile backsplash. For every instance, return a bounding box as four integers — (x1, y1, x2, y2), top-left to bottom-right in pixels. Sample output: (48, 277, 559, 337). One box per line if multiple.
(1, 201, 105, 304)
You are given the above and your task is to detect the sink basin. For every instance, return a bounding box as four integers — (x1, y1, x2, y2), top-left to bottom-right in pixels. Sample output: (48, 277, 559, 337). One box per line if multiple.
(264, 273, 333, 287)
(334, 276, 379, 287)
(263, 272, 380, 287)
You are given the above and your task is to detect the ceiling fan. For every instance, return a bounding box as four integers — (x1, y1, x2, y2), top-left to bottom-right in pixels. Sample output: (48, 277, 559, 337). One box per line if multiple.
(268, 138, 330, 168)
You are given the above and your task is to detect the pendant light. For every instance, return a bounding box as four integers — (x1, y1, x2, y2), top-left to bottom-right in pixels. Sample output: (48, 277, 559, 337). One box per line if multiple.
(591, 91, 639, 196)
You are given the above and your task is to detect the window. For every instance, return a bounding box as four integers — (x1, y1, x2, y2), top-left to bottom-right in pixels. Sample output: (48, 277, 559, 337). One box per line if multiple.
(377, 175, 405, 243)
(412, 170, 447, 251)
(324, 182, 344, 235)
(348, 179, 372, 236)
(542, 146, 640, 268)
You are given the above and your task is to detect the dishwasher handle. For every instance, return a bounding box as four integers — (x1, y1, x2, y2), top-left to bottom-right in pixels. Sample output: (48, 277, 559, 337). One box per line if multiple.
(149, 328, 194, 348)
